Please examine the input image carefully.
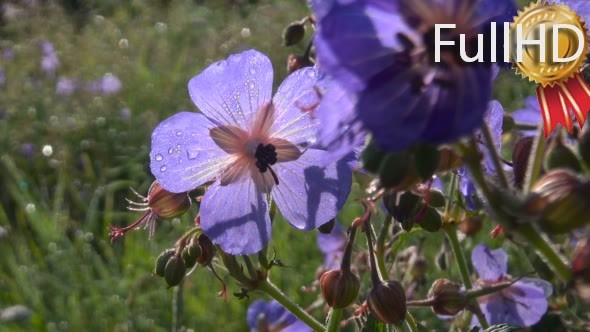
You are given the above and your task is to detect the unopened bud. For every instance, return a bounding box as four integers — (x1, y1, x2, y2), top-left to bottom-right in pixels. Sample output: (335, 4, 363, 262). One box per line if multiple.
(361, 138, 387, 173)
(367, 280, 407, 324)
(320, 269, 360, 309)
(148, 182, 191, 219)
(525, 170, 590, 234)
(378, 151, 411, 188)
(287, 54, 313, 74)
(512, 136, 534, 189)
(417, 206, 442, 232)
(282, 20, 306, 46)
(459, 216, 483, 236)
(164, 254, 186, 287)
(412, 143, 440, 180)
(428, 278, 467, 316)
(196, 234, 216, 266)
(182, 235, 202, 269)
(383, 191, 421, 230)
(154, 248, 176, 277)
(544, 134, 582, 172)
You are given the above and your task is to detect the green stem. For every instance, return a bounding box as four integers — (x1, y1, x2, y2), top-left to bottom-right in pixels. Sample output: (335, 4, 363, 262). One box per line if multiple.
(481, 123, 509, 188)
(524, 126, 546, 194)
(443, 225, 489, 329)
(444, 172, 458, 219)
(517, 223, 572, 281)
(375, 216, 391, 279)
(259, 279, 325, 332)
(405, 311, 420, 332)
(326, 308, 343, 332)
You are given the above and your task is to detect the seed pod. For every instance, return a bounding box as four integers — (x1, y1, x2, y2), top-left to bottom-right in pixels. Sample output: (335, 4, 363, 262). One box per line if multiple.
(196, 234, 216, 266)
(367, 280, 407, 324)
(319, 269, 361, 309)
(525, 170, 590, 234)
(543, 134, 582, 172)
(164, 254, 186, 287)
(148, 182, 191, 219)
(428, 278, 467, 316)
(417, 206, 442, 232)
(512, 136, 534, 189)
(282, 20, 306, 46)
(154, 248, 176, 277)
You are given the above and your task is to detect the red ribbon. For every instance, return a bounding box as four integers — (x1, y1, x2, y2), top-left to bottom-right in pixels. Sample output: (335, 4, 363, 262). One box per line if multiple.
(536, 72, 590, 137)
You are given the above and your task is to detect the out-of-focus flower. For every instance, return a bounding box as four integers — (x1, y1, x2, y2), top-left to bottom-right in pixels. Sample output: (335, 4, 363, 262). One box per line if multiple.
(312, 0, 516, 156)
(87, 73, 122, 95)
(120, 107, 132, 120)
(316, 221, 346, 270)
(247, 300, 311, 332)
(40, 41, 59, 76)
(149, 50, 352, 255)
(550, 0, 590, 23)
(512, 96, 542, 136)
(3, 48, 14, 61)
(56, 77, 76, 96)
(471, 244, 552, 327)
(20, 143, 35, 159)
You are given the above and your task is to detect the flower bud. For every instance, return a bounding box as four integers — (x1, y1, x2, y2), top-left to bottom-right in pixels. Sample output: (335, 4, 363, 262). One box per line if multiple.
(154, 248, 176, 277)
(428, 278, 467, 316)
(383, 191, 421, 230)
(525, 170, 590, 234)
(543, 135, 582, 172)
(437, 147, 462, 173)
(320, 269, 360, 309)
(361, 138, 387, 173)
(367, 280, 407, 324)
(512, 136, 534, 189)
(196, 234, 216, 266)
(572, 237, 590, 303)
(378, 151, 411, 188)
(164, 254, 186, 287)
(148, 182, 191, 219)
(413, 184, 445, 208)
(182, 236, 202, 269)
(282, 20, 306, 46)
(459, 216, 483, 236)
(578, 117, 590, 168)
(412, 143, 440, 180)
(417, 206, 442, 232)
(287, 54, 313, 74)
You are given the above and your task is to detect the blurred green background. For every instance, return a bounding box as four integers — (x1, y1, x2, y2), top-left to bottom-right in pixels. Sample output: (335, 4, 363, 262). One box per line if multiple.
(0, 0, 548, 331)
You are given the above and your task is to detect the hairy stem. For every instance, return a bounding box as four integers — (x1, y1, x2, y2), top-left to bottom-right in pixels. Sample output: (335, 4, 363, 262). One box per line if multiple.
(326, 308, 343, 332)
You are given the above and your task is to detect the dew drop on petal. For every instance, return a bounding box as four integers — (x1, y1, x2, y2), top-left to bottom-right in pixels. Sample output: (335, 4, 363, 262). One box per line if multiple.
(155, 153, 163, 161)
(168, 147, 174, 154)
(248, 82, 255, 89)
(187, 150, 200, 160)
(249, 68, 256, 74)
(307, 70, 316, 78)
(176, 130, 182, 136)
(160, 165, 167, 172)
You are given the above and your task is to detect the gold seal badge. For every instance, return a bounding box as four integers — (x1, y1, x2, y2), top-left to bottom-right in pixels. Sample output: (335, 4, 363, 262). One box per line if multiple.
(511, 1, 589, 86)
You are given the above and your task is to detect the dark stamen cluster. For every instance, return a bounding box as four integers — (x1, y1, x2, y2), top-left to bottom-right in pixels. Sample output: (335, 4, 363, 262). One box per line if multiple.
(255, 143, 279, 185)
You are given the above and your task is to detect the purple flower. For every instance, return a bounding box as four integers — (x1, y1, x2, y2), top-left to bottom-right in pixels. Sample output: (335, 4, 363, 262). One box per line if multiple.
(87, 73, 122, 95)
(247, 300, 311, 332)
(471, 244, 552, 327)
(478, 100, 504, 174)
(316, 221, 347, 270)
(40, 41, 59, 76)
(149, 50, 352, 255)
(512, 96, 542, 136)
(312, 0, 516, 155)
(56, 77, 77, 96)
(549, 0, 590, 22)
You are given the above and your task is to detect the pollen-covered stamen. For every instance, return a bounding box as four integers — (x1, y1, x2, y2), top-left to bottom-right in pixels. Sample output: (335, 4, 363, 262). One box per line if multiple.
(254, 143, 279, 185)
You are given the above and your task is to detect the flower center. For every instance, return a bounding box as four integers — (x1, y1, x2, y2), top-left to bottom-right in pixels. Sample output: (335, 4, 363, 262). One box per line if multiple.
(254, 143, 279, 185)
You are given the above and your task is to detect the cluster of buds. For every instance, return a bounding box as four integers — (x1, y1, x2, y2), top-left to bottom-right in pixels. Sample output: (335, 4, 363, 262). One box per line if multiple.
(383, 186, 444, 233)
(109, 181, 191, 242)
(154, 232, 216, 287)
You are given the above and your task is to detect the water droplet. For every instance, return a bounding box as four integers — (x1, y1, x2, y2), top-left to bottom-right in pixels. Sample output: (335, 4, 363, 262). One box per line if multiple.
(160, 165, 167, 172)
(298, 192, 303, 197)
(176, 130, 182, 136)
(307, 70, 316, 78)
(155, 153, 163, 161)
(42, 145, 53, 157)
(168, 147, 174, 154)
(249, 68, 256, 74)
(249, 82, 255, 89)
(187, 150, 200, 159)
